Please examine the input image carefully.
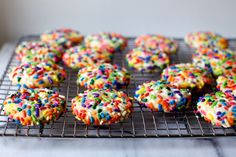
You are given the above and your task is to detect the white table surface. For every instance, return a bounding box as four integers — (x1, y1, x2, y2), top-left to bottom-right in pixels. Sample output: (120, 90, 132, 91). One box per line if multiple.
(0, 42, 236, 157)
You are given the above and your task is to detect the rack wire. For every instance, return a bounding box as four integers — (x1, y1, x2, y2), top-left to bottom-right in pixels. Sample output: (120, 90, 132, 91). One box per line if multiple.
(0, 36, 236, 138)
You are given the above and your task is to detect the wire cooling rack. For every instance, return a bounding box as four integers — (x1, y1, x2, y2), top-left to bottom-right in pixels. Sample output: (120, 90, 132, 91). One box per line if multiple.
(0, 36, 236, 138)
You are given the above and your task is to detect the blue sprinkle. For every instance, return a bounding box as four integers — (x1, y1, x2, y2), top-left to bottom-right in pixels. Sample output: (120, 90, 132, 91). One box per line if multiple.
(38, 80, 44, 84)
(106, 114, 111, 120)
(232, 106, 236, 112)
(27, 110, 31, 116)
(100, 113, 105, 118)
(14, 98, 22, 103)
(33, 75, 39, 79)
(90, 117, 94, 124)
(158, 104, 163, 111)
(169, 100, 175, 105)
(22, 104, 27, 109)
(181, 98, 187, 104)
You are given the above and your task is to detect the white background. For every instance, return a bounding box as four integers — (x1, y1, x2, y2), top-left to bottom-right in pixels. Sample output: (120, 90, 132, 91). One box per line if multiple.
(0, 0, 236, 46)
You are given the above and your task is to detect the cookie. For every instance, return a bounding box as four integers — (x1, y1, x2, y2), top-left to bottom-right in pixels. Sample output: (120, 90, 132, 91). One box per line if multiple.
(85, 32, 127, 53)
(185, 31, 228, 49)
(161, 63, 213, 90)
(135, 34, 178, 54)
(126, 47, 170, 72)
(77, 63, 130, 89)
(71, 89, 133, 125)
(197, 91, 236, 128)
(15, 41, 64, 64)
(135, 81, 191, 112)
(217, 75, 236, 96)
(62, 45, 112, 69)
(3, 87, 66, 126)
(41, 28, 84, 48)
(9, 62, 67, 88)
(193, 47, 236, 76)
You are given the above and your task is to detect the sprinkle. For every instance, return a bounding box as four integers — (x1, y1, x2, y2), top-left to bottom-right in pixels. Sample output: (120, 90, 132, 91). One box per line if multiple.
(71, 89, 133, 125)
(134, 80, 191, 112)
(3, 88, 66, 126)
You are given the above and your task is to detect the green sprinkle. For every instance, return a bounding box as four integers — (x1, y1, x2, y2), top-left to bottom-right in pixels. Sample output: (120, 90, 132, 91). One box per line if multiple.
(92, 105, 97, 109)
(212, 101, 218, 107)
(31, 106, 35, 112)
(222, 81, 227, 87)
(31, 115, 37, 122)
(17, 108, 22, 112)
(142, 98, 148, 102)
(90, 79, 95, 85)
(150, 95, 156, 99)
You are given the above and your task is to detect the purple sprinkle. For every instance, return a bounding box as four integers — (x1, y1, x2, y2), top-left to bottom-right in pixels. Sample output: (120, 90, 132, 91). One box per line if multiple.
(114, 108, 120, 112)
(48, 77, 53, 84)
(36, 108, 39, 117)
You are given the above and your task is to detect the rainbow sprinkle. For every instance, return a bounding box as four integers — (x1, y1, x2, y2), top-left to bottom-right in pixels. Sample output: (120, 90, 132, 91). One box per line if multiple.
(85, 32, 127, 53)
(71, 89, 133, 125)
(185, 31, 228, 49)
(41, 28, 84, 48)
(135, 34, 178, 54)
(161, 63, 213, 89)
(217, 75, 236, 96)
(15, 41, 64, 64)
(126, 47, 170, 72)
(9, 62, 67, 88)
(135, 80, 191, 112)
(197, 91, 236, 128)
(62, 45, 113, 69)
(193, 47, 236, 76)
(3, 87, 66, 126)
(77, 63, 130, 89)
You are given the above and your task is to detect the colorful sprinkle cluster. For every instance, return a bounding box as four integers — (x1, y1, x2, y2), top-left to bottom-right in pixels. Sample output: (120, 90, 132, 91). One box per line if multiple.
(85, 32, 128, 53)
(62, 45, 112, 69)
(71, 89, 133, 125)
(135, 81, 191, 112)
(197, 91, 236, 128)
(185, 31, 228, 49)
(3, 87, 66, 126)
(135, 34, 178, 54)
(77, 63, 130, 89)
(15, 41, 64, 64)
(217, 75, 236, 96)
(9, 62, 67, 88)
(126, 47, 170, 72)
(193, 47, 236, 76)
(41, 28, 84, 48)
(161, 63, 213, 89)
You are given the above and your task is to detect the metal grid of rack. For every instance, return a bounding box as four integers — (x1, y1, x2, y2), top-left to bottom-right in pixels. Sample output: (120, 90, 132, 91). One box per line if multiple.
(0, 36, 236, 138)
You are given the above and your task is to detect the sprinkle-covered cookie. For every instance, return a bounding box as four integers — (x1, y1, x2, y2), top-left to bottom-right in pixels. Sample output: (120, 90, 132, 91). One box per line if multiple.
(135, 81, 191, 112)
(9, 62, 67, 88)
(197, 91, 236, 128)
(126, 47, 170, 72)
(217, 75, 236, 96)
(15, 41, 64, 64)
(161, 63, 213, 89)
(62, 45, 112, 69)
(77, 63, 130, 89)
(71, 89, 133, 125)
(85, 32, 127, 53)
(193, 47, 236, 76)
(3, 87, 66, 126)
(135, 35, 178, 54)
(185, 31, 228, 49)
(41, 28, 84, 48)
